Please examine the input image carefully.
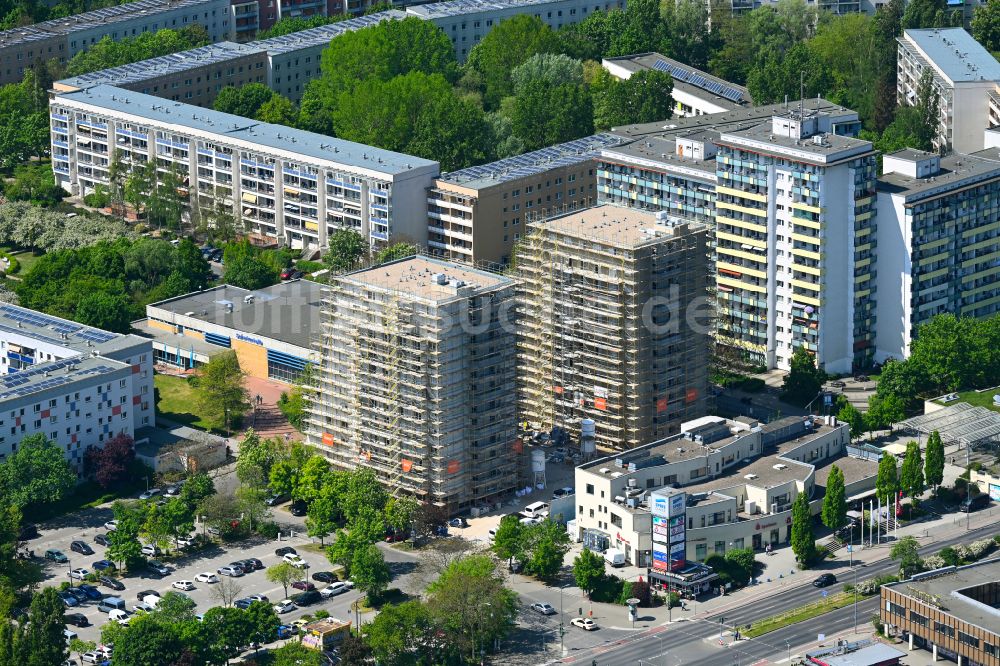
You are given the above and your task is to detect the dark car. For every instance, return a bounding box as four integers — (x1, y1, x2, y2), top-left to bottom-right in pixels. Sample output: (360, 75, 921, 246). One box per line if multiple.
(70, 540, 94, 556)
(93, 560, 116, 572)
(234, 598, 254, 610)
(77, 584, 103, 600)
(289, 500, 307, 517)
(137, 590, 160, 601)
(65, 612, 90, 627)
(245, 558, 264, 571)
(146, 561, 169, 576)
(280, 268, 295, 280)
(229, 561, 251, 574)
(57, 591, 79, 607)
(99, 575, 125, 591)
(265, 493, 291, 507)
(18, 524, 38, 541)
(275, 546, 297, 557)
(93, 534, 111, 547)
(291, 580, 315, 592)
(66, 587, 89, 602)
(291, 590, 321, 606)
(311, 571, 337, 584)
(812, 573, 837, 587)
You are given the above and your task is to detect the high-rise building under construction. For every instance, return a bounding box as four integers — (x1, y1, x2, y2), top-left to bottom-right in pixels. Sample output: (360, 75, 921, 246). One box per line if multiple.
(306, 255, 518, 510)
(516, 205, 711, 452)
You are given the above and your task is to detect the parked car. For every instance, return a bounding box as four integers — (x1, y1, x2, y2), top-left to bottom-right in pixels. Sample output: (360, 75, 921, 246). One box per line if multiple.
(291, 580, 315, 592)
(195, 572, 218, 584)
(165, 485, 181, 496)
(69, 568, 90, 580)
(71, 541, 94, 556)
(136, 590, 160, 601)
(228, 561, 248, 574)
(273, 600, 296, 614)
(146, 561, 169, 576)
(217, 565, 243, 577)
(277, 625, 294, 639)
(81, 652, 103, 664)
(289, 500, 307, 516)
(103, 521, 118, 531)
(247, 594, 269, 603)
(311, 571, 336, 584)
(93, 534, 111, 547)
(320, 582, 349, 598)
(530, 602, 556, 615)
(384, 530, 407, 543)
(57, 591, 79, 607)
(275, 546, 297, 557)
(108, 609, 130, 626)
(65, 613, 90, 627)
(280, 267, 296, 280)
(45, 548, 69, 563)
(571, 617, 598, 631)
(99, 576, 125, 591)
(265, 493, 291, 506)
(961, 493, 990, 512)
(552, 487, 574, 499)
(176, 536, 195, 548)
(282, 553, 308, 568)
(172, 580, 195, 591)
(448, 517, 467, 528)
(291, 590, 321, 606)
(132, 602, 155, 615)
(140, 544, 161, 557)
(93, 560, 116, 572)
(812, 573, 837, 588)
(66, 587, 89, 602)
(77, 584, 102, 600)
(234, 598, 255, 610)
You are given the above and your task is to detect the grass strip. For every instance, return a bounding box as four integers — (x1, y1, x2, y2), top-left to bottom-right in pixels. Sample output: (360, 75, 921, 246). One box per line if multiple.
(741, 590, 868, 638)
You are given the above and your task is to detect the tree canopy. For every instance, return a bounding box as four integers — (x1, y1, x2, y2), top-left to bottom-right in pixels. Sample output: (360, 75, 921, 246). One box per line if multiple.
(0, 434, 75, 508)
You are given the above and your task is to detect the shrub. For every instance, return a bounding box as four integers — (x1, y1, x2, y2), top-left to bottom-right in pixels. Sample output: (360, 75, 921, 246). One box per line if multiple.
(296, 260, 324, 273)
(938, 546, 960, 567)
(922, 555, 946, 570)
(0, 253, 19, 275)
(257, 521, 280, 539)
(84, 190, 110, 208)
(314, 609, 330, 619)
(589, 574, 622, 603)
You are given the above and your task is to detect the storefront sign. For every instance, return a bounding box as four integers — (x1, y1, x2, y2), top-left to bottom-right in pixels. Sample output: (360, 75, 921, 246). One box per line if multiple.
(236, 333, 264, 346)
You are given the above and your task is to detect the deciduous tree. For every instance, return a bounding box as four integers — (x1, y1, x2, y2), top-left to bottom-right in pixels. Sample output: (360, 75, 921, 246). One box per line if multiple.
(194, 350, 249, 434)
(0, 433, 75, 508)
(821, 464, 847, 530)
(790, 491, 815, 566)
(265, 562, 300, 599)
(876, 452, 899, 503)
(925, 430, 945, 493)
(900, 440, 925, 499)
(780, 347, 825, 408)
(351, 542, 391, 604)
(572, 548, 605, 599)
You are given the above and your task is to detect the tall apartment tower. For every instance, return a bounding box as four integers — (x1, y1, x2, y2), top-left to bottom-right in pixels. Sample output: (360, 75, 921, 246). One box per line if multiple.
(713, 109, 878, 373)
(516, 205, 710, 452)
(306, 256, 518, 511)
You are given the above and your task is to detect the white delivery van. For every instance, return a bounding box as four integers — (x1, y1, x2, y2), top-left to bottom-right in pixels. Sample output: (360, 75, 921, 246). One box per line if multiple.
(522, 501, 549, 519)
(603, 549, 626, 567)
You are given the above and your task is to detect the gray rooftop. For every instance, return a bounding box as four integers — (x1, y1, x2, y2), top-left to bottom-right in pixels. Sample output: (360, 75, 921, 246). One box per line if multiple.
(406, 0, 564, 19)
(600, 134, 718, 177)
(0, 0, 218, 47)
(682, 452, 813, 496)
(898, 402, 1000, 447)
(248, 11, 404, 55)
(718, 121, 874, 164)
(886, 558, 1000, 635)
(0, 302, 144, 356)
(885, 147, 937, 161)
(146, 279, 323, 351)
(0, 355, 127, 402)
(903, 28, 1000, 83)
(435, 134, 627, 190)
(341, 255, 513, 302)
(58, 42, 262, 89)
(880, 152, 1000, 200)
(56, 84, 438, 175)
(604, 52, 750, 106)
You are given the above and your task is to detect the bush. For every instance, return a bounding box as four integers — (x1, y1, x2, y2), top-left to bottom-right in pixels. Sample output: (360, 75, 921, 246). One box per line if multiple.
(0, 253, 19, 275)
(257, 521, 280, 539)
(314, 609, 330, 619)
(938, 546, 960, 567)
(617, 580, 651, 607)
(84, 190, 110, 208)
(296, 260, 324, 273)
(589, 574, 621, 603)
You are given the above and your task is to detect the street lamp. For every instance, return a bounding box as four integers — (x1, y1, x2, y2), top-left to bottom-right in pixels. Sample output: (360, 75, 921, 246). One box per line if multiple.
(786, 640, 791, 663)
(559, 585, 569, 657)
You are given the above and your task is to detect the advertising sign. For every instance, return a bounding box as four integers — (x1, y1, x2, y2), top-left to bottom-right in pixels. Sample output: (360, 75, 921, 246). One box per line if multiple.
(991, 484, 1000, 502)
(669, 493, 686, 517)
(670, 541, 686, 569)
(652, 495, 668, 517)
(669, 516, 685, 543)
(652, 548, 670, 572)
(652, 516, 668, 543)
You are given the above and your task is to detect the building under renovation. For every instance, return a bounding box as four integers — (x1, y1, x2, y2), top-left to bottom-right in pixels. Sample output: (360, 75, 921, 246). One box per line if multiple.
(516, 205, 711, 452)
(305, 256, 518, 511)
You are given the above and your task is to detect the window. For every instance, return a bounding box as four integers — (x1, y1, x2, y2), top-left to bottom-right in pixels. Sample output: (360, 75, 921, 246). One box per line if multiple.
(909, 611, 928, 627)
(695, 543, 707, 560)
(586, 484, 594, 494)
(610, 513, 621, 527)
(887, 602, 906, 617)
(935, 621, 954, 638)
(959, 632, 979, 648)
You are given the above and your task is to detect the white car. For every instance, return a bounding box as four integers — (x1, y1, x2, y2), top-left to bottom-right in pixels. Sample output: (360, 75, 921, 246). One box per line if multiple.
(140, 544, 161, 557)
(273, 599, 296, 614)
(194, 572, 218, 584)
(108, 609, 130, 626)
(571, 617, 598, 631)
(139, 488, 162, 500)
(519, 517, 542, 526)
(172, 580, 195, 591)
(69, 568, 89, 580)
(176, 536, 195, 548)
(132, 602, 154, 614)
(217, 565, 243, 577)
(104, 520, 118, 531)
(81, 652, 103, 664)
(283, 553, 308, 568)
(320, 582, 349, 598)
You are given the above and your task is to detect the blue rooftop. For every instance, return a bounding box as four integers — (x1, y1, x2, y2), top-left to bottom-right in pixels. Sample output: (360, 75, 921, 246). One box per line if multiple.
(58, 84, 438, 175)
(904, 28, 1000, 83)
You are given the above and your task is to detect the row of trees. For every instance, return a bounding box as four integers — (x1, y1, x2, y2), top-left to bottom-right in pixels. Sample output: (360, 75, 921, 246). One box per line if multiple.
(491, 514, 572, 580)
(0, 200, 134, 252)
(875, 432, 946, 503)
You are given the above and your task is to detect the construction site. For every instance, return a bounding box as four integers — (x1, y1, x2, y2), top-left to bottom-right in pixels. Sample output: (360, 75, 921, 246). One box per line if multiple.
(516, 204, 712, 452)
(305, 255, 520, 512)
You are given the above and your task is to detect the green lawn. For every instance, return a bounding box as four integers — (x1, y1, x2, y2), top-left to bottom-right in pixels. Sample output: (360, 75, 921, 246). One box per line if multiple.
(936, 389, 1000, 414)
(154, 374, 216, 431)
(742, 590, 866, 638)
(0, 246, 42, 276)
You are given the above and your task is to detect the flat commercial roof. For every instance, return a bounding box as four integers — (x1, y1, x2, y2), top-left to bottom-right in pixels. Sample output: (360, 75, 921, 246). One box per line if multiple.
(718, 120, 874, 163)
(0, 0, 218, 47)
(903, 28, 1000, 83)
(887, 558, 1000, 635)
(249, 11, 405, 55)
(538, 204, 704, 248)
(600, 134, 718, 176)
(879, 152, 1000, 200)
(0, 355, 126, 402)
(813, 454, 879, 488)
(340, 255, 512, 302)
(56, 84, 438, 176)
(683, 452, 813, 495)
(604, 52, 750, 106)
(147, 279, 323, 351)
(0, 302, 141, 355)
(436, 134, 626, 190)
(898, 402, 1000, 447)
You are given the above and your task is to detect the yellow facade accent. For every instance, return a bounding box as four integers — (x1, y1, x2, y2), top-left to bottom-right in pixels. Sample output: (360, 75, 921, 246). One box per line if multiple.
(716, 334, 766, 353)
(964, 236, 1000, 252)
(791, 232, 822, 246)
(148, 319, 177, 334)
(231, 338, 269, 380)
(918, 267, 949, 281)
(855, 211, 873, 222)
(963, 265, 1000, 282)
(855, 289, 871, 298)
(717, 246, 768, 263)
(918, 251, 949, 267)
(963, 220, 1000, 238)
(718, 214, 767, 233)
(305, 221, 319, 231)
(792, 217, 821, 230)
(919, 237, 949, 251)
(718, 231, 766, 249)
(855, 242, 872, 252)
(855, 196, 873, 207)
(791, 247, 822, 261)
(718, 261, 766, 279)
(961, 249, 1000, 269)
(718, 276, 766, 293)
(855, 226, 872, 238)
(855, 272, 871, 284)
(792, 262, 821, 276)
(793, 293, 821, 307)
(855, 257, 871, 268)
(717, 200, 767, 218)
(791, 279, 821, 292)
(717, 186, 767, 203)
(962, 293, 1000, 314)
(184, 329, 205, 340)
(790, 201, 822, 214)
(962, 281, 1000, 298)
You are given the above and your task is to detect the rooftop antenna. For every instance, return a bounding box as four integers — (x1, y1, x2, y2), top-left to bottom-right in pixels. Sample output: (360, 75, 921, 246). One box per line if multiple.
(799, 71, 805, 119)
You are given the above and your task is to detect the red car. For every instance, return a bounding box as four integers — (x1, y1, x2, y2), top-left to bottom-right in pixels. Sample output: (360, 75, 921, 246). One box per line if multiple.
(291, 580, 315, 592)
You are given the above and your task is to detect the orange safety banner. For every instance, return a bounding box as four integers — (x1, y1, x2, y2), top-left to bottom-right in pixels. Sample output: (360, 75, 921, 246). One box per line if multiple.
(447, 460, 460, 474)
(322, 432, 335, 446)
(686, 388, 698, 404)
(513, 439, 524, 454)
(594, 397, 607, 411)
(553, 385, 564, 394)
(401, 459, 413, 473)
(656, 397, 668, 413)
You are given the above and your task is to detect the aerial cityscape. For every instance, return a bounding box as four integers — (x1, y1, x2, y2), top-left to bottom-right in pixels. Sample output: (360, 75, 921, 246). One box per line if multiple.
(1, 0, 1000, 663)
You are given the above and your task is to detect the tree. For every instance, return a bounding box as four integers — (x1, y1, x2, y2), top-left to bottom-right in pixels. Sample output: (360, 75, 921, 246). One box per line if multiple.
(270, 642, 325, 666)
(106, 501, 144, 569)
(363, 600, 432, 666)
(593, 69, 674, 129)
(372, 242, 419, 266)
(114, 614, 185, 666)
(973, 0, 1000, 52)
(84, 433, 135, 489)
(266, 562, 300, 599)
(65, 26, 210, 76)
(19, 587, 68, 666)
(305, 489, 337, 546)
(210, 575, 244, 608)
(925, 430, 945, 494)
(876, 452, 899, 503)
(5, 162, 65, 207)
(491, 515, 525, 566)
(790, 491, 815, 566)
(900, 440, 925, 500)
(902, 0, 948, 29)
(521, 519, 571, 580)
(140, 501, 174, 554)
(780, 347, 825, 407)
(325, 228, 367, 272)
(351, 542, 391, 604)
(837, 403, 865, 440)
(194, 350, 249, 434)
(0, 71, 52, 170)
(821, 464, 847, 531)
(505, 69, 594, 151)
(153, 590, 197, 624)
(214, 83, 277, 118)
(384, 496, 417, 533)
(201, 606, 252, 663)
(572, 548, 605, 599)
(198, 493, 241, 537)
(235, 429, 277, 489)
(245, 600, 280, 649)
(724, 548, 756, 585)
(235, 485, 271, 533)
(0, 433, 76, 508)
(178, 471, 216, 509)
(467, 14, 560, 109)
(890, 535, 923, 577)
(75, 291, 133, 333)
(297, 455, 333, 504)
(222, 241, 281, 290)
